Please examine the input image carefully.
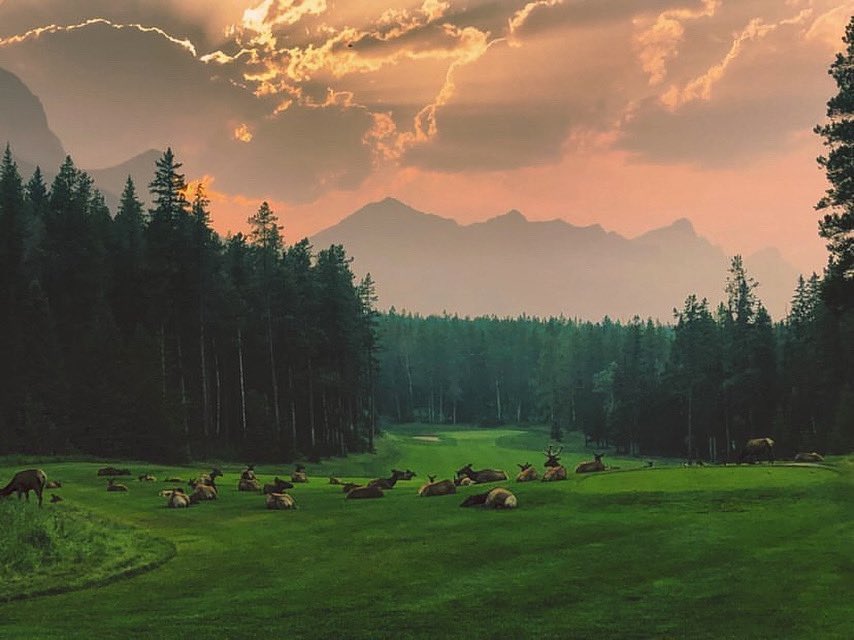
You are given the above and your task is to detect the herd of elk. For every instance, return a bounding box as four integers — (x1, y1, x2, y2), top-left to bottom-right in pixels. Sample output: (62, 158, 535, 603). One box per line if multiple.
(0, 469, 47, 507)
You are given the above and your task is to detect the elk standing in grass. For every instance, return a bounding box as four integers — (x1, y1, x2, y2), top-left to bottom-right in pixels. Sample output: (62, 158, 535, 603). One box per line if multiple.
(516, 463, 538, 482)
(455, 464, 508, 484)
(739, 438, 774, 464)
(418, 475, 456, 497)
(0, 469, 47, 507)
(575, 453, 606, 474)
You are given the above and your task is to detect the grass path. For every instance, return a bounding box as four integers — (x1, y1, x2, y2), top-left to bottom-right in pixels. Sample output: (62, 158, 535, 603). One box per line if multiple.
(0, 425, 851, 639)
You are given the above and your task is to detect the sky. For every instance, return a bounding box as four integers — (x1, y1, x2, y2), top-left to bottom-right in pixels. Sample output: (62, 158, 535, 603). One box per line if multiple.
(0, 0, 851, 273)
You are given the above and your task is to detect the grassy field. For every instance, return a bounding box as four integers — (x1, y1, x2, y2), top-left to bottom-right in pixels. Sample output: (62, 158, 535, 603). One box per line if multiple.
(0, 425, 851, 640)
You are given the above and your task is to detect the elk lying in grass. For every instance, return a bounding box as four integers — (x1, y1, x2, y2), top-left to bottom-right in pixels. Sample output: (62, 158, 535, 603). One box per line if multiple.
(45, 480, 62, 489)
(515, 463, 538, 482)
(341, 482, 362, 493)
(454, 476, 475, 486)
(97, 467, 131, 477)
(456, 464, 508, 484)
(392, 469, 417, 480)
(368, 470, 405, 490)
(238, 477, 261, 492)
(794, 451, 824, 463)
(50, 494, 63, 503)
(329, 476, 343, 485)
(138, 474, 156, 482)
(291, 464, 308, 483)
(266, 492, 296, 510)
(575, 453, 606, 474)
(189, 484, 217, 504)
(460, 487, 518, 509)
(0, 469, 47, 507)
(739, 438, 775, 464)
(166, 488, 190, 508)
(107, 478, 129, 492)
(189, 467, 223, 488)
(542, 465, 568, 481)
(418, 475, 456, 497)
(240, 465, 257, 480)
(345, 485, 384, 499)
(263, 477, 294, 494)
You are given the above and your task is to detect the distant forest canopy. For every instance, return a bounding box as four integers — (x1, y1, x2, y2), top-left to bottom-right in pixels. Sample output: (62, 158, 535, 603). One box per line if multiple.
(0, 147, 380, 462)
(376, 262, 852, 458)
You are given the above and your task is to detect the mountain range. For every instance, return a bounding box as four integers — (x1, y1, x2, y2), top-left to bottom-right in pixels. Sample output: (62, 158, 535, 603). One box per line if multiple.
(312, 198, 800, 321)
(1, 66, 800, 321)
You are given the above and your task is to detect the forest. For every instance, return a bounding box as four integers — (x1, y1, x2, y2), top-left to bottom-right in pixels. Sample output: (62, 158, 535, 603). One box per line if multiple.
(376, 261, 852, 459)
(0, 148, 380, 462)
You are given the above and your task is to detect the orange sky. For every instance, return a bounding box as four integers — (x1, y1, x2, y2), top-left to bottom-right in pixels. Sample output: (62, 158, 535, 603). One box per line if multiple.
(0, 0, 851, 273)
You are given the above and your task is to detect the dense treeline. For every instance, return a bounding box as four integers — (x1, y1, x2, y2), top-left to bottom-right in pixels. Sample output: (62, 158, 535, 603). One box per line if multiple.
(0, 147, 378, 462)
(376, 255, 853, 459)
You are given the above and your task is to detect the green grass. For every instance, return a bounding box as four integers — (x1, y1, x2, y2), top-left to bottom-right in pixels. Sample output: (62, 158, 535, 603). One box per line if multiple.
(0, 425, 851, 640)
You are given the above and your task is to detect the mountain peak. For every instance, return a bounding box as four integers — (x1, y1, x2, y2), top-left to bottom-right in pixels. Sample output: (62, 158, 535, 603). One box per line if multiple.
(486, 209, 527, 224)
(0, 66, 65, 168)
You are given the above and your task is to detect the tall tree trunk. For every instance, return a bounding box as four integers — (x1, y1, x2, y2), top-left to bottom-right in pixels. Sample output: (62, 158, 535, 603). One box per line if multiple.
(687, 385, 694, 461)
(213, 338, 222, 438)
(308, 356, 316, 450)
(199, 318, 209, 437)
(177, 335, 190, 457)
(495, 378, 502, 422)
(160, 323, 167, 401)
(237, 326, 247, 439)
(405, 353, 414, 416)
(289, 365, 297, 450)
(266, 308, 281, 438)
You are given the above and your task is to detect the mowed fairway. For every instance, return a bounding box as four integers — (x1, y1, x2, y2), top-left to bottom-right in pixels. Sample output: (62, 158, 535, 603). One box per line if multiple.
(0, 426, 852, 640)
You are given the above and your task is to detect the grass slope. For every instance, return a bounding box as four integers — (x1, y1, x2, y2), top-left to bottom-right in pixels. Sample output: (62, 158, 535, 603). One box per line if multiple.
(0, 425, 851, 640)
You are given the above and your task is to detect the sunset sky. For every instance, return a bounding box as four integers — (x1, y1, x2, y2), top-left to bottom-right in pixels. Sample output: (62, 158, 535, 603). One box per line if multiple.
(0, 0, 851, 273)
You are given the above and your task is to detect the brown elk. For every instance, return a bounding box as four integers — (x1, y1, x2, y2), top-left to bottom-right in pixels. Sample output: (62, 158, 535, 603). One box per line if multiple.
(739, 438, 775, 464)
(544, 444, 563, 468)
(460, 487, 518, 509)
(575, 453, 606, 474)
(369, 470, 405, 490)
(138, 474, 156, 482)
(392, 469, 417, 480)
(456, 464, 508, 484)
(516, 463, 538, 482)
(45, 480, 62, 489)
(341, 482, 362, 493)
(0, 469, 47, 507)
(454, 476, 475, 486)
(266, 492, 296, 510)
(418, 476, 456, 497)
(167, 488, 190, 508)
(240, 465, 257, 481)
(190, 468, 223, 489)
(346, 485, 384, 499)
(50, 494, 63, 503)
(290, 464, 309, 483)
(263, 477, 294, 494)
(107, 478, 129, 492)
(189, 484, 217, 504)
(329, 476, 343, 485)
(238, 477, 261, 492)
(794, 451, 824, 463)
(542, 465, 568, 481)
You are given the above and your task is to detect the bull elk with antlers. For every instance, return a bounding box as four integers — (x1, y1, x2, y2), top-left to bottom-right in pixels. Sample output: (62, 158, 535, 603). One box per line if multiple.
(515, 463, 538, 482)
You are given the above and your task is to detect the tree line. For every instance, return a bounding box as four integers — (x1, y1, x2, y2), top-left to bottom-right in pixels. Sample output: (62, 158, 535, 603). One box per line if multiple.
(0, 147, 379, 462)
(376, 254, 852, 459)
